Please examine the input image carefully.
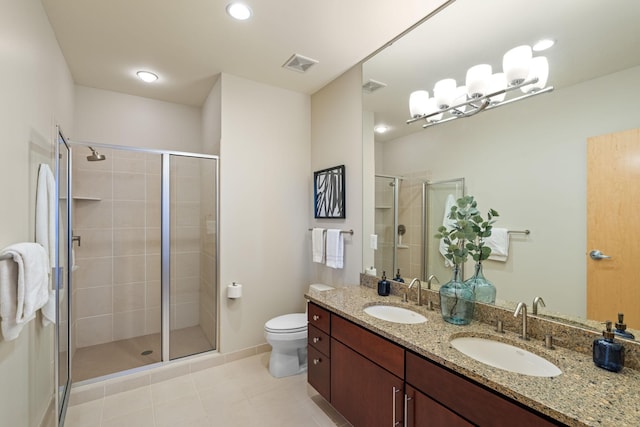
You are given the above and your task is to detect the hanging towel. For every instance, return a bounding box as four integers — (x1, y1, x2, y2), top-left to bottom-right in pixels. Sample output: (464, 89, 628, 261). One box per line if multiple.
(439, 194, 457, 267)
(0, 243, 50, 341)
(325, 229, 344, 269)
(485, 227, 510, 262)
(35, 163, 57, 325)
(312, 228, 326, 264)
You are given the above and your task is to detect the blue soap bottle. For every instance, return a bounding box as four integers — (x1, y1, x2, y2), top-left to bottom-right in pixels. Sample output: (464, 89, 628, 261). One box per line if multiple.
(614, 312, 635, 340)
(393, 269, 405, 283)
(593, 320, 625, 372)
(377, 271, 390, 296)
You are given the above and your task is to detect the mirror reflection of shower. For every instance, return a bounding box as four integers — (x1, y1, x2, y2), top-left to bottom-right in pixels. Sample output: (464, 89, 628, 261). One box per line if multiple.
(397, 224, 406, 247)
(86, 146, 106, 161)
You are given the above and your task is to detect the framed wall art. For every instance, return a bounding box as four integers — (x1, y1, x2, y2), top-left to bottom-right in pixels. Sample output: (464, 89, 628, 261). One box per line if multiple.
(314, 165, 345, 219)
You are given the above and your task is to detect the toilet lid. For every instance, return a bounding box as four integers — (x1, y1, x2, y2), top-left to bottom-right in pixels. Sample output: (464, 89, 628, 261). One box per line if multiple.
(265, 313, 307, 333)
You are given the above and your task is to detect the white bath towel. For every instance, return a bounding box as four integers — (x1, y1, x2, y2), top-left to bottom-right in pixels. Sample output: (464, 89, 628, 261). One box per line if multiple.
(325, 229, 344, 269)
(312, 228, 326, 263)
(35, 163, 57, 325)
(0, 243, 50, 341)
(485, 227, 510, 262)
(439, 194, 457, 267)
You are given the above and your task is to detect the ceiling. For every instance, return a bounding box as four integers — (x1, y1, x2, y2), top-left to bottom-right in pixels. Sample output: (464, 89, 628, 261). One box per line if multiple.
(363, 0, 640, 142)
(41, 0, 449, 106)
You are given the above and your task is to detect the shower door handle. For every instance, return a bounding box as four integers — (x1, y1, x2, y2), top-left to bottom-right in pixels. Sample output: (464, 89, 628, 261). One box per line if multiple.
(589, 250, 611, 260)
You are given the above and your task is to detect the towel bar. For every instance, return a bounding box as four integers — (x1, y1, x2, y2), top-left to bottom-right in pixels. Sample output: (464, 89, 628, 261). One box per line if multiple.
(0, 253, 13, 261)
(507, 229, 530, 235)
(308, 228, 354, 235)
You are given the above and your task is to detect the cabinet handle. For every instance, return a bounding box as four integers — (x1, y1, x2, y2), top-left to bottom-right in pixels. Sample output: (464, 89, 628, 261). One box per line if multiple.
(312, 337, 321, 343)
(404, 394, 412, 427)
(393, 386, 401, 426)
(312, 314, 320, 321)
(313, 358, 321, 365)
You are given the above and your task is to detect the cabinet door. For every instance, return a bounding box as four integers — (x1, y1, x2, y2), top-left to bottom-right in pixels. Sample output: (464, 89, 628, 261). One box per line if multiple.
(406, 385, 473, 427)
(308, 345, 331, 401)
(331, 338, 404, 427)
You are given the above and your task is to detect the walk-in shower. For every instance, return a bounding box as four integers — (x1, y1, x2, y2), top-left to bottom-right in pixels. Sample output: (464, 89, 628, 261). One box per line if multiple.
(373, 174, 464, 282)
(57, 137, 219, 387)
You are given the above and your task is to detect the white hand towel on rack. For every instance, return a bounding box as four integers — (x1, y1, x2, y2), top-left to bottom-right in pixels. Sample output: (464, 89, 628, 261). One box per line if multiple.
(0, 243, 50, 341)
(325, 229, 344, 269)
(439, 194, 457, 267)
(35, 163, 57, 325)
(312, 228, 326, 263)
(485, 227, 510, 262)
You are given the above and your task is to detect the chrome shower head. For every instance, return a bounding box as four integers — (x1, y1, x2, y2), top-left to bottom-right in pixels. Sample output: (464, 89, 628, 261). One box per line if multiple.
(87, 147, 106, 161)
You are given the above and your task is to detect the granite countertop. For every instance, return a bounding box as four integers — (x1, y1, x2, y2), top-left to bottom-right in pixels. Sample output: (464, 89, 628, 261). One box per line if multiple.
(306, 285, 640, 427)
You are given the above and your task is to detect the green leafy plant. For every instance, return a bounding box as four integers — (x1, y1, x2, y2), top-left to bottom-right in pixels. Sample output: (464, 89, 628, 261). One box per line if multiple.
(435, 195, 499, 265)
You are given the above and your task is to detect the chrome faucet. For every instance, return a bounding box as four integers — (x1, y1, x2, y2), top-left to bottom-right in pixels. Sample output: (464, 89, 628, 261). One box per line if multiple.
(532, 296, 546, 315)
(513, 302, 529, 340)
(426, 274, 440, 290)
(408, 278, 422, 306)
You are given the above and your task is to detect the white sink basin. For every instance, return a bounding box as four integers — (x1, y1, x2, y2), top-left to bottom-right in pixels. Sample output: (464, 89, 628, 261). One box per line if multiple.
(364, 305, 427, 324)
(450, 337, 562, 377)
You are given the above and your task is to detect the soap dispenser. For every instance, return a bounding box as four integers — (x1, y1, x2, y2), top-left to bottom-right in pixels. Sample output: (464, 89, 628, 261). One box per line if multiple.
(593, 321, 625, 372)
(614, 312, 635, 340)
(393, 269, 405, 283)
(377, 271, 390, 296)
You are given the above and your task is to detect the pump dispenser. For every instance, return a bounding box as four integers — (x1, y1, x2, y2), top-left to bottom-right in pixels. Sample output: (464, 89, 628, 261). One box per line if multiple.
(394, 269, 405, 283)
(614, 312, 635, 340)
(377, 271, 390, 296)
(593, 320, 625, 372)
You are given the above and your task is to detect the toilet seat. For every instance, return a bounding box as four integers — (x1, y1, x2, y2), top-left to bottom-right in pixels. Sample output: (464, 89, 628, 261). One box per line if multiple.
(265, 313, 307, 333)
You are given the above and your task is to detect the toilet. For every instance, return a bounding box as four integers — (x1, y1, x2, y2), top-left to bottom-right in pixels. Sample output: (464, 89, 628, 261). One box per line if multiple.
(264, 283, 334, 378)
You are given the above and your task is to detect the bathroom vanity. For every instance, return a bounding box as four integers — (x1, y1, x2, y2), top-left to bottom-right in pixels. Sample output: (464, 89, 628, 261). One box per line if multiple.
(306, 285, 640, 426)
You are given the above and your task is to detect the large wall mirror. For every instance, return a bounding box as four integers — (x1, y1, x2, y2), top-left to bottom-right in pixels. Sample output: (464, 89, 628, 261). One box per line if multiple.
(362, 0, 640, 334)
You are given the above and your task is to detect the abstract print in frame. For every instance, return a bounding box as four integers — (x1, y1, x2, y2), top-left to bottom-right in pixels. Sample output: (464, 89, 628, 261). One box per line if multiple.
(314, 165, 345, 218)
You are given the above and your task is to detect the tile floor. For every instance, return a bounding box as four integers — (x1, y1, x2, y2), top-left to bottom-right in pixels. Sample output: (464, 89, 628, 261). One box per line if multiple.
(73, 326, 214, 381)
(64, 352, 351, 427)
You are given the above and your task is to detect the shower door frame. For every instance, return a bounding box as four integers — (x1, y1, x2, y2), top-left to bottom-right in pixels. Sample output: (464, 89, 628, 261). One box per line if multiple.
(65, 140, 220, 380)
(374, 174, 401, 276)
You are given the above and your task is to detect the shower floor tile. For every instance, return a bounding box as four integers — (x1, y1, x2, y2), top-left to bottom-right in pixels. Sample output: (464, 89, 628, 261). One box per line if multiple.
(72, 326, 213, 382)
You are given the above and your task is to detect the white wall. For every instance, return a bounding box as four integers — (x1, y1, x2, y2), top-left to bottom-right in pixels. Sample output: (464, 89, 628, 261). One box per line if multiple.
(202, 77, 221, 155)
(218, 73, 311, 352)
(74, 86, 203, 153)
(0, 0, 75, 426)
(377, 66, 640, 317)
(310, 66, 364, 286)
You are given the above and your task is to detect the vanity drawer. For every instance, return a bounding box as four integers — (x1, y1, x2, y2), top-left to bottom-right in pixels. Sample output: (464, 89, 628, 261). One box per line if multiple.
(331, 314, 404, 379)
(308, 302, 330, 334)
(307, 345, 330, 401)
(406, 351, 559, 427)
(308, 324, 330, 356)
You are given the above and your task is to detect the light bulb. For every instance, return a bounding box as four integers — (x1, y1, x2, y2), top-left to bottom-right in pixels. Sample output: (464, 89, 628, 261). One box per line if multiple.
(466, 64, 492, 98)
(434, 78, 457, 110)
(488, 73, 507, 104)
(503, 45, 532, 86)
(521, 57, 549, 93)
(409, 90, 429, 118)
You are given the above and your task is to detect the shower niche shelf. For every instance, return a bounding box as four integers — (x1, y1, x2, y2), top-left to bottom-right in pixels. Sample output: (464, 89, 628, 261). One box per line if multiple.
(60, 196, 102, 201)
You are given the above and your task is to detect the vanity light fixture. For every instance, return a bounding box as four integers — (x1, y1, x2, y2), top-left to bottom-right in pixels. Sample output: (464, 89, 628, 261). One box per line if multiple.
(226, 2, 252, 20)
(406, 44, 553, 129)
(136, 71, 158, 83)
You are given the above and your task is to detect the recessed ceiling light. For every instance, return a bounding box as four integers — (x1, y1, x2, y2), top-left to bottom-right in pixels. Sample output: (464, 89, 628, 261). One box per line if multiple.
(374, 124, 390, 134)
(136, 71, 158, 83)
(226, 3, 252, 20)
(533, 39, 555, 52)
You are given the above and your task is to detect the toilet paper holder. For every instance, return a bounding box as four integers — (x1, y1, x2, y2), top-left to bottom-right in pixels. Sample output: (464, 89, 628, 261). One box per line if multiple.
(227, 282, 242, 299)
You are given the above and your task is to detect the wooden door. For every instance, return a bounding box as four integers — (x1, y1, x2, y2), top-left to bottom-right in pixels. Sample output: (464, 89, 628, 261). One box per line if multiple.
(331, 338, 404, 427)
(587, 128, 640, 329)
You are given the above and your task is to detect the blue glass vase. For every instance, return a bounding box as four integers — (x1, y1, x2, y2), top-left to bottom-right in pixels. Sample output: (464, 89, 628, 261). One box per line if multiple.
(465, 262, 496, 304)
(439, 265, 475, 325)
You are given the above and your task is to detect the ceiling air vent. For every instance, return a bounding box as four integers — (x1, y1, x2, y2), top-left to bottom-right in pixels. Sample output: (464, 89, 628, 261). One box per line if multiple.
(362, 79, 387, 94)
(282, 54, 318, 73)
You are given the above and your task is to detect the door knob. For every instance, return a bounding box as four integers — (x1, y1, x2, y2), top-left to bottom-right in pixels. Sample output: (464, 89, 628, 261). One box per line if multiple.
(589, 250, 611, 260)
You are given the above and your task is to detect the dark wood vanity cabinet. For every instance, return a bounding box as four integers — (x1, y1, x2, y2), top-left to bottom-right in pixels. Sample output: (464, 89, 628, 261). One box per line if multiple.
(331, 315, 404, 427)
(307, 304, 331, 401)
(406, 351, 561, 426)
(307, 302, 563, 427)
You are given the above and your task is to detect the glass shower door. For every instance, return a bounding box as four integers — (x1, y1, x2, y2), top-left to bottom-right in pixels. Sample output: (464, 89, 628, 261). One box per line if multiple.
(166, 154, 218, 360)
(374, 175, 398, 278)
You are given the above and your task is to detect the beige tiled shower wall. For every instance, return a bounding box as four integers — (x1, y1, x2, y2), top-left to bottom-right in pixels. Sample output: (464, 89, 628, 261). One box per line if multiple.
(72, 148, 163, 348)
(396, 176, 425, 280)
